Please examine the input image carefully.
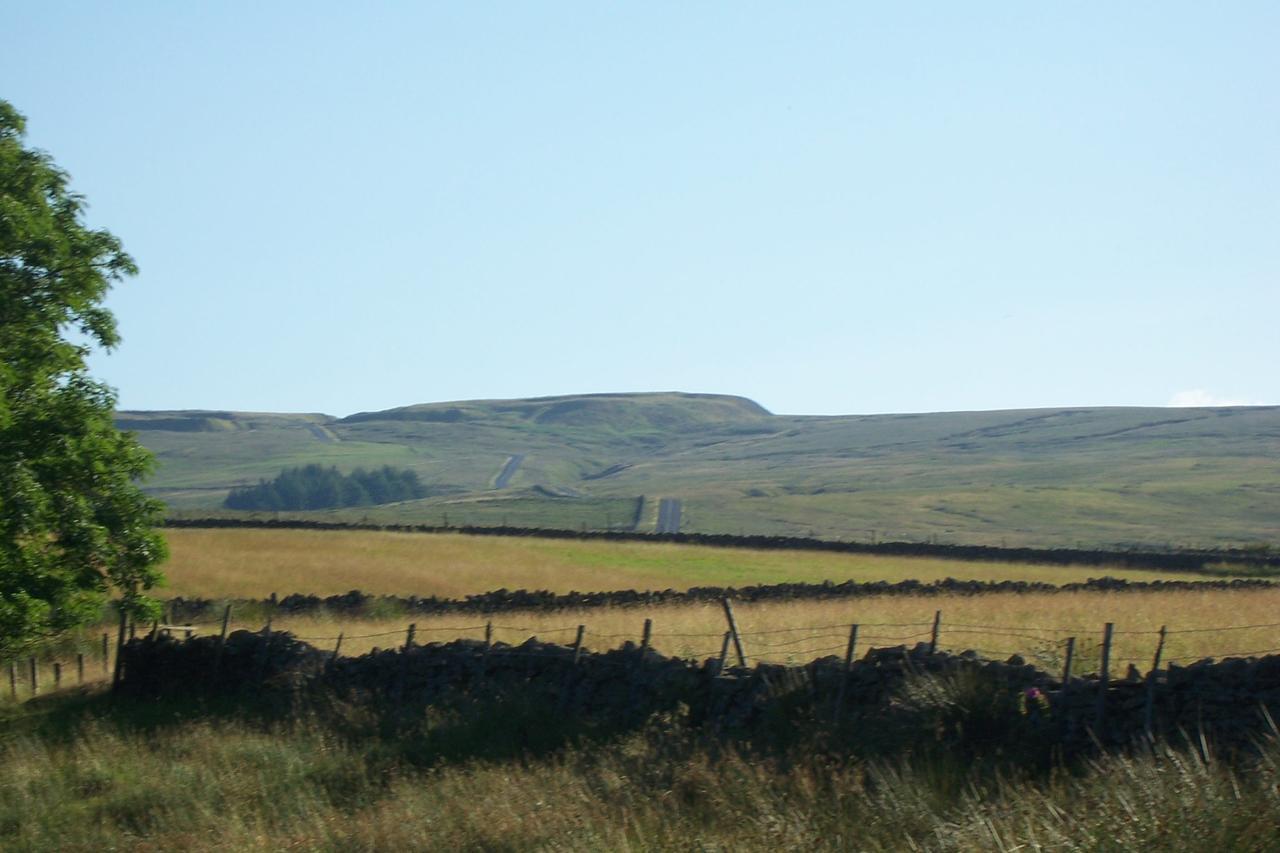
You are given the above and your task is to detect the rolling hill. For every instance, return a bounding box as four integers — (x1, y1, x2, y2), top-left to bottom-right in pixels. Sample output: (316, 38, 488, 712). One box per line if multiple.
(115, 392, 1280, 549)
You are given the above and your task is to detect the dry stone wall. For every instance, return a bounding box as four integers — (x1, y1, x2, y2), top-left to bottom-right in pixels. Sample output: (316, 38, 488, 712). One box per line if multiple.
(163, 576, 1278, 622)
(119, 631, 1280, 754)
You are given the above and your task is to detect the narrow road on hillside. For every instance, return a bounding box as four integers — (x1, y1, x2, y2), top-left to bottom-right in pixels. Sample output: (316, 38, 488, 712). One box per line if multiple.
(493, 454, 525, 489)
(656, 498, 682, 533)
(306, 424, 338, 443)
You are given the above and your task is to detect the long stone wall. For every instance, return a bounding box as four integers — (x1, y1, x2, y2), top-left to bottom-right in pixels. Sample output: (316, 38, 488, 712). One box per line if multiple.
(119, 630, 1280, 755)
(163, 576, 1278, 622)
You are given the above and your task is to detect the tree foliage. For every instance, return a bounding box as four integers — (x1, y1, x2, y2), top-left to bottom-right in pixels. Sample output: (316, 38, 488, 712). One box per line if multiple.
(0, 100, 167, 659)
(224, 464, 427, 511)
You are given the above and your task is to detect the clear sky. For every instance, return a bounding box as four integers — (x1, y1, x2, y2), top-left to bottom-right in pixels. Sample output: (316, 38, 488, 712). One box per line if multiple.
(5, 3, 1277, 416)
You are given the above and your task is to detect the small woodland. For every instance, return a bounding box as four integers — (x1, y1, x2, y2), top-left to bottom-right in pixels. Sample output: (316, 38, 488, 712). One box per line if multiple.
(223, 465, 427, 511)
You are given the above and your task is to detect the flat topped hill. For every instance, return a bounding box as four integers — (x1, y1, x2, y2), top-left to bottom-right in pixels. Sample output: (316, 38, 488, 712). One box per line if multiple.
(341, 392, 771, 431)
(116, 393, 1280, 550)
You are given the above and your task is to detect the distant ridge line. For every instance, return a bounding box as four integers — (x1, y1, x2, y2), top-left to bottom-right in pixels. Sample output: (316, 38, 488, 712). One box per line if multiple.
(162, 518, 1279, 573)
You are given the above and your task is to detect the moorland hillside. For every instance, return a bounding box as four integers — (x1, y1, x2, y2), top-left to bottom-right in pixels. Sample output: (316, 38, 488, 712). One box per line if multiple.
(116, 392, 1280, 549)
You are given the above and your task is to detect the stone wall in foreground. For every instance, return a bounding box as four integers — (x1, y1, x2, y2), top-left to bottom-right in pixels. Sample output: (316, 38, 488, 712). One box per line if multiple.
(119, 630, 1280, 754)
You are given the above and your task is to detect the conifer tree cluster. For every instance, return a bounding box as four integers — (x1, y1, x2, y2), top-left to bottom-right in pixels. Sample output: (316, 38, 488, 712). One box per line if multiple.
(224, 465, 427, 510)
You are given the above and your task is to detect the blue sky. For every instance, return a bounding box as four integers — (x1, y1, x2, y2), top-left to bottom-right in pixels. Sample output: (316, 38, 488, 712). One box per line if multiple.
(5, 3, 1277, 416)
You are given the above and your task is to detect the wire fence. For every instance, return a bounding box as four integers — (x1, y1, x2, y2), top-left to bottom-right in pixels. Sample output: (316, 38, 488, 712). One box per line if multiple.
(6, 606, 1280, 702)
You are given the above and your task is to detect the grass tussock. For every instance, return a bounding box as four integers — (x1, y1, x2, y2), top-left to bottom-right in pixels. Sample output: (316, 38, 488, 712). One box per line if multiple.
(1, 682, 1278, 852)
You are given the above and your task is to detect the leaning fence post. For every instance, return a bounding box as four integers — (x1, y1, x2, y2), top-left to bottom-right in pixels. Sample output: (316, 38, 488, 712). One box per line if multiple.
(834, 623, 860, 723)
(1095, 622, 1114, 737)
(715, 631, 731, 675)
(639, 618, 652, 659)
(331, 633, 344, 666)
(112, 607, 127, 691)
(721, 598, 748, 667)
(1144, 625, 1167, 740)
(404, 623, 417, 651)
(29, 657, 38, 697)
(212, 604, 232, 680)
(929, 610, 942, 653)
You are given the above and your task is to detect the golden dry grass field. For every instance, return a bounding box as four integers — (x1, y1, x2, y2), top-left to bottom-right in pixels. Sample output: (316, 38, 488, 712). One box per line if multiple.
(243, 588, 1280, 674)
(138, 528, 1280, 677)
(159, 527, 1218, 599)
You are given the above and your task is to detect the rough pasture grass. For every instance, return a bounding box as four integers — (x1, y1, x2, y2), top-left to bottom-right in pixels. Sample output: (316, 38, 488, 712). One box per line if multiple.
(221, 588, 1280, 675)
(2, 689, 1277, 851)
(158, 528, 1219, 600)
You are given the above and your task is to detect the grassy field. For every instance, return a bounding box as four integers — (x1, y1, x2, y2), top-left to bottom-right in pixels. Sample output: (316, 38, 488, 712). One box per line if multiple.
(158, 527, 1221, 600)
(121, 393, 1280, 549)
(207, 588, 1280, 676)
(6, 531, 1280, 848)
(123, 528, 1278, 676)
(2, 677, 1277, 851)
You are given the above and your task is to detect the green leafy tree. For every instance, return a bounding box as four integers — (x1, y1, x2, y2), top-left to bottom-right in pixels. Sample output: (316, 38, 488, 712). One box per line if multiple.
(0, 100, 167, 660)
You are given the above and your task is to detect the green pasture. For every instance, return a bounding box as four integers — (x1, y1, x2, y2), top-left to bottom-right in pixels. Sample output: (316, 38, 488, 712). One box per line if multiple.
(120, 393, 1280, 549)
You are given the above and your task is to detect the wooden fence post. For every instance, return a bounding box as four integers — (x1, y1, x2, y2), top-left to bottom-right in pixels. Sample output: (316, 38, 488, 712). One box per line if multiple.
(77, 653, 85, 684)
(929, 610, 942, 653)
(721, 598, 748, 667)
(29, 657, 38, 697)
(834, 623, 860, 723)
(1095, 622, 1114, 737)
(212, 604, 232, 680)
(571, 624, 585, 666)
(8, 661, 16, 701)
(1144, 625, 1167, 740)
(1062, 637, 1076, 685)
(102, 633, 110, 675)
(639, 618, 652, 659)
(331, 633, 344, 666)
(53, 662, 62, 691)
(397, 624, 417, 699)
(484, 622, 493, 651)
(112, 607, 127, 692)
(715, 632, 731, 675)
(558, 625, 586, 711)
